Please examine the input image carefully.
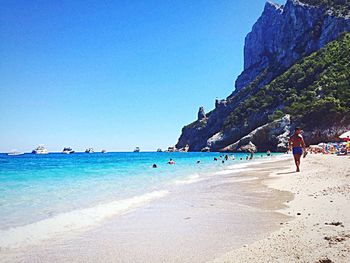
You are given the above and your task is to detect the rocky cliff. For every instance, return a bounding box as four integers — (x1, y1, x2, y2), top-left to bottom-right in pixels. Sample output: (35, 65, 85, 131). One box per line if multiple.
(235, 0, 350, 91)
(176, 0, 350, 152)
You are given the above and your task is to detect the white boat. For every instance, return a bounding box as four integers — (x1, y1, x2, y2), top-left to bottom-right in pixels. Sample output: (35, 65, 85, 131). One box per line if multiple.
(62, 147, 75, 154)
(133, 147, 140, 152)
(85, 148, 94, 153)
(32, 145, 49, 154)
(7, 150, 24, 156)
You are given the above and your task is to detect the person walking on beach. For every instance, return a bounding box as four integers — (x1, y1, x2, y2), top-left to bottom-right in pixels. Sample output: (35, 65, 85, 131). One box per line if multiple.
(288, 127, 306, 172)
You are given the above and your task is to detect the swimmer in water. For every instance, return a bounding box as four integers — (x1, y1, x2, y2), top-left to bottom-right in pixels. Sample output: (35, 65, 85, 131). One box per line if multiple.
(249, 150, 254, 160)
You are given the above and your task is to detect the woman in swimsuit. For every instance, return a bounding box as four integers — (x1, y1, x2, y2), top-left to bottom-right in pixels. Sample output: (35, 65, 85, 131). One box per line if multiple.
(288, 127, 306, 172)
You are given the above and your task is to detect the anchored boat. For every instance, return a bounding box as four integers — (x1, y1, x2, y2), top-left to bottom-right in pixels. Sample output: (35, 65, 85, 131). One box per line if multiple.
(133, 147, 140, 152)
(85, 148, 94, 153)
(7, 150, 24, 156)
(32, 145, 49, 154)
(62, 147, 75, 154)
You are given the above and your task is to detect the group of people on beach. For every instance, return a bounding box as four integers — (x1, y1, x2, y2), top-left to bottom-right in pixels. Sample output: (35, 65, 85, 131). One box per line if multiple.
(307, 141, 350, 155)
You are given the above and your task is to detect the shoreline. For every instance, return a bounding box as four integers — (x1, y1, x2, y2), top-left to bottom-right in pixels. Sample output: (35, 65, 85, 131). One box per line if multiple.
(0, 154, 285, 249)
(3, 154, 346, 262)
(213, 154, 350, 263)
(1, 155, 294, 263)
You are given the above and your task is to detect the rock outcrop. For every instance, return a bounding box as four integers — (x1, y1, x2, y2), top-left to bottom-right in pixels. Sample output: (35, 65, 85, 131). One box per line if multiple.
(197, 107, 206, 120)
(221, 115, 291, 152)
(176, 0, 350, 152)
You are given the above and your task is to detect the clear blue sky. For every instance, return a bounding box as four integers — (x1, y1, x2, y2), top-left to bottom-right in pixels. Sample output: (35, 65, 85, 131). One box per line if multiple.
(0, 0, 284, 152)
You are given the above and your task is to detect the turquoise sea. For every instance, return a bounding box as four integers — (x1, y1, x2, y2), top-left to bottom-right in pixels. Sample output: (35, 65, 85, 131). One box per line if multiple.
(0, 152, 278, 248)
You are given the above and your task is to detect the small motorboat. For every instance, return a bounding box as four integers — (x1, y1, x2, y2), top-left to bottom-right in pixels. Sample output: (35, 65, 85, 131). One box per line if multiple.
(7, 150, 24, 156)
(62, 147, 75, 154)
(133, 147, 140, 152)
(85, 148, 94, 153)
(32, 145, 49, 154)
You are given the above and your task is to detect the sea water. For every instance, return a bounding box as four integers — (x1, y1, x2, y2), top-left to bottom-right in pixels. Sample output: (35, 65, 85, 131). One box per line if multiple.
(0, 152, 279, 248)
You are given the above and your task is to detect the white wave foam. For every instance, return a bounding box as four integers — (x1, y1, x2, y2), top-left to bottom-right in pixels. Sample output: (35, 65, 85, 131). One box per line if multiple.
(216, 155, 291, 175)
(226, 156, 290, 170)
(226, 163, 250, 169)
(0, 190, 169, 249)
(214, 168, 252, 175)
(173, 174, 203, 185)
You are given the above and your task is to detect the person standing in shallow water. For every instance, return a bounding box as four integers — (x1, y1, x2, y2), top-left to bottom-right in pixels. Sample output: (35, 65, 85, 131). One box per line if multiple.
(288, 127, 306, 172)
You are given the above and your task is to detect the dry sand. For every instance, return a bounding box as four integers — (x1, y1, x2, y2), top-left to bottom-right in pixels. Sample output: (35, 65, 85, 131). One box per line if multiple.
(212, 154, 350, 263)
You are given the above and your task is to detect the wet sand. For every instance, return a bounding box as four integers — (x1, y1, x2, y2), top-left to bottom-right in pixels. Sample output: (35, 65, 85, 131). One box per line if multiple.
(1, 157, 294, 263)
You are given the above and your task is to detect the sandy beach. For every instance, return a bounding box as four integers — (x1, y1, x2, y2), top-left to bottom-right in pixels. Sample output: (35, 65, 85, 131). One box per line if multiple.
(213, 154, 350, 263)
(1, 154, 349, 263)
(2, 0, 349, 262)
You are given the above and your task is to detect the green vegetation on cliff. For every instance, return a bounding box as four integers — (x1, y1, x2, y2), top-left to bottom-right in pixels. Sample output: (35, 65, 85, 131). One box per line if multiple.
(224, 32, 350, 130)
(300, 0, 350, 17)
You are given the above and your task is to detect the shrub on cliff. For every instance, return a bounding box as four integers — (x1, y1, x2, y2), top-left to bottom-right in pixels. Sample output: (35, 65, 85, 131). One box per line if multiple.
(224, 33, 350, 131)
(300, 0, 350, 17)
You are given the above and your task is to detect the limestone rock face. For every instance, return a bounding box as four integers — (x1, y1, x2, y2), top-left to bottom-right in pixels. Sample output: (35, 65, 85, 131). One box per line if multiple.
(235, 0, 350, 91)
(239, 142, 257, 153)
(221, 115, 291, 152)
(303, 121, 350, 145)
(176, 0, 350, 152)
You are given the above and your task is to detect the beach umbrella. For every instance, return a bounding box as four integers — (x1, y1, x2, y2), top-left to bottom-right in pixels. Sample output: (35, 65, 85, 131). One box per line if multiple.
(339, 131, 350, 141)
